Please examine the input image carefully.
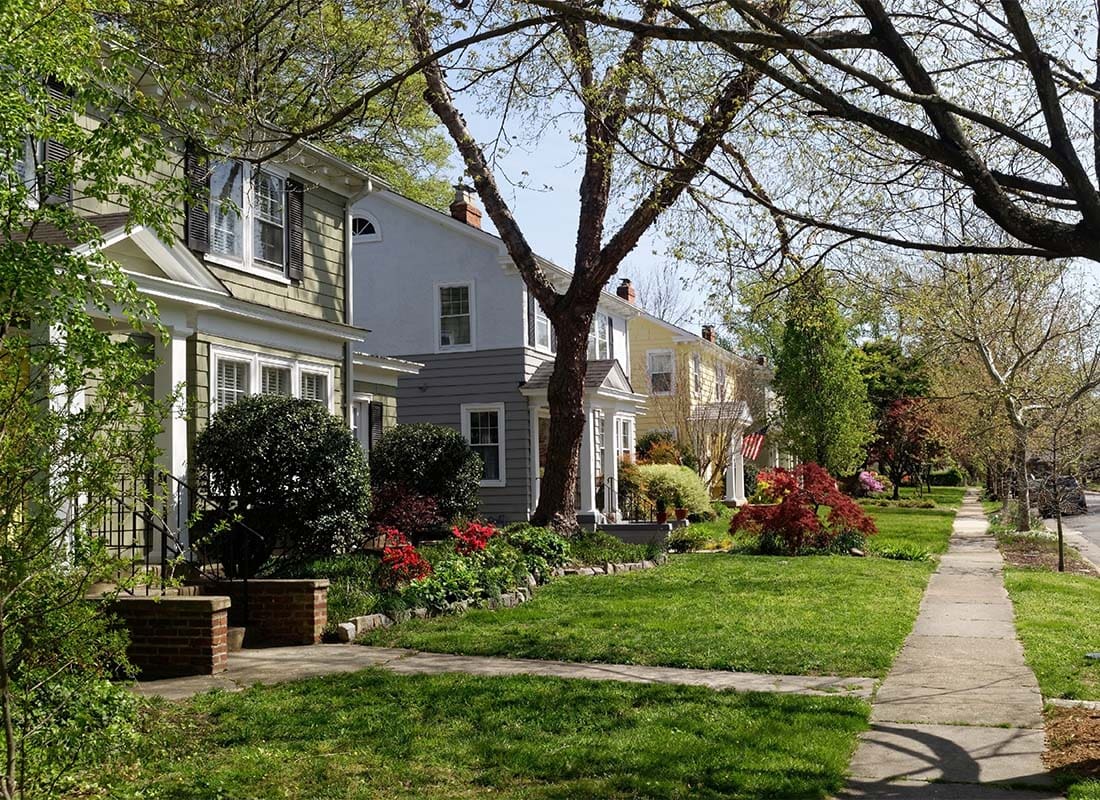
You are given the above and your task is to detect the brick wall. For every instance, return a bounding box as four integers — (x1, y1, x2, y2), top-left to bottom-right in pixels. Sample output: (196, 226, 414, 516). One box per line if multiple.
(199, 579, 328, 647)
(104, 595, 230, 678)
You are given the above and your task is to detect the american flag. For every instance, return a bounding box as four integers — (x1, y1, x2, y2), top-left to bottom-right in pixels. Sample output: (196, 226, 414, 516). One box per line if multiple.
(741, 427, 768, 461)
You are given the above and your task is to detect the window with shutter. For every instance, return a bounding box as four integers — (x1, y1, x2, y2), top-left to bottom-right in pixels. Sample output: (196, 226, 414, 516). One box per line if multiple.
(260, 365, 291, 396)
(184, 142, 210, 253)
(42, 81, 71, 205)
(286, 178, 304, 280)
(215, 359, 249, 410)
(300, 371, 328, 404)
(368, 402, 384, 450)
(253, 171, 286, 267)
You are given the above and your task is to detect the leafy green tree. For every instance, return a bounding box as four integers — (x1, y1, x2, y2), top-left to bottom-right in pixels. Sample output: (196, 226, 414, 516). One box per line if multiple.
(773, 269, 872, 474)
(857, 339, 930, 421)
(1, 2, 187, 795)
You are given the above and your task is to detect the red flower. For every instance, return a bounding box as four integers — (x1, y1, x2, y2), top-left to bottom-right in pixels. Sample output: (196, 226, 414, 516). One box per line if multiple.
(453, 521, 497, 555)
(379, 527, 431, 586)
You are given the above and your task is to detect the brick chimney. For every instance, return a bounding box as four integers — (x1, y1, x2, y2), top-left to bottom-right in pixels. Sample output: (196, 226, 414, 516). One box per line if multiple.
(449, 183, 482, 229)
(701, 324, 715, 342)
(616, 278, 636, 304)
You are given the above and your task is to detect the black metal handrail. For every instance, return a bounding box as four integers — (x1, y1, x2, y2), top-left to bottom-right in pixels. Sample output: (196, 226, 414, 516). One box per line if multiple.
(617, 482, 657, 522)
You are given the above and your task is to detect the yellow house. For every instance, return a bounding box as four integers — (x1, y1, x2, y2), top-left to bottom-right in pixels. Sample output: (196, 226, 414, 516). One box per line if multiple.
(625, 302, 759, 503)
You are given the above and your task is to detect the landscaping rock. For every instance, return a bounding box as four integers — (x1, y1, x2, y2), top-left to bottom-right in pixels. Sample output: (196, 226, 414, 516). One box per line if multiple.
(604, 562, 616, 574)
(850, 548, 866, 557)
(563, 568, 579, 576)
(525, 573, 538, 590)
(551, 567, 565, 577)
(335, 622, 357, 643)
(452, 601, 468, 615)
(578, 567, 596, 576)
(411, 607, 429, 619)
(354, 613, 394, 632)
(642, 560, 655, 570)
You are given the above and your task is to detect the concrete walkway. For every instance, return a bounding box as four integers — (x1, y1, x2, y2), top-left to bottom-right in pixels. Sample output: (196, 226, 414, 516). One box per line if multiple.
(134, 644, 877, 701)
(840, 491, 1063, 799)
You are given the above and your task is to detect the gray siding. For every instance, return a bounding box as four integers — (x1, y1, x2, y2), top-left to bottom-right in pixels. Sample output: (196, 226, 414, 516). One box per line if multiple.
(396, 348, 531, 523)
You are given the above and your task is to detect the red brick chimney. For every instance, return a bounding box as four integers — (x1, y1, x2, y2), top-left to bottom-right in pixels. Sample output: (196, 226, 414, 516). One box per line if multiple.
(701, 324, 715, 342)
(449, 183, 482, 229)
(616, 278, 636, 304)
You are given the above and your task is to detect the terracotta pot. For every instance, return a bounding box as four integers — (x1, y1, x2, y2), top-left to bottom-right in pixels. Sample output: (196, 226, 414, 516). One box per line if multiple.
(655, 510, 669, 524)
(675, 508, 689, 521)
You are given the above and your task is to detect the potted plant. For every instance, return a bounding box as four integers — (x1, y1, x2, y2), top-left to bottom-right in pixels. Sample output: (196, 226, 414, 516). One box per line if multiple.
(674, 487, 689, 521)
(645, 472, 678, 524)
(655, 497, 669, 524)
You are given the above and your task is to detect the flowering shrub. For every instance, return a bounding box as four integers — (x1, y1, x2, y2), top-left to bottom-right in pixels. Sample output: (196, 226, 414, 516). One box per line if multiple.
(731, 463, 877, 555)
(859, 470, 885, 495)
(378, 528, 431, 588)
(453, 521, 497, 555)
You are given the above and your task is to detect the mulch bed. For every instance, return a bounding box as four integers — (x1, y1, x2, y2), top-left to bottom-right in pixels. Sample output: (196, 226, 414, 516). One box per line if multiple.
(998, 535, 1096, 576)
(1045, 705, 1100, 777)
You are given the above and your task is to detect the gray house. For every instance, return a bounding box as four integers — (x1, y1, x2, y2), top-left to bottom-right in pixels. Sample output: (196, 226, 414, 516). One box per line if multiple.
(350, 186, 646, 523)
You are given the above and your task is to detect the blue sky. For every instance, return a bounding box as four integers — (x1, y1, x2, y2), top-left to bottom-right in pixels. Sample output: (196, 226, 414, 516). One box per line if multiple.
(453, 100, 712, 326)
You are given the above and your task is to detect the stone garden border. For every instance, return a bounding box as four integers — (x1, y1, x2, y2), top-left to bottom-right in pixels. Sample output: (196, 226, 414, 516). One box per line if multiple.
(333, 554, 668, 643)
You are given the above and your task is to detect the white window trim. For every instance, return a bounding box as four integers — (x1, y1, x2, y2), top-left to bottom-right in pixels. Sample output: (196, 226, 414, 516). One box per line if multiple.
(205, 160, 292, 282)
(210, 345, 335, 414)
(351, 213, 382, 243)
(647, 349, 675, 396)
(435, 280, 476, 353)
(461, 401, 506, 488)
(533, 300, 554, 354)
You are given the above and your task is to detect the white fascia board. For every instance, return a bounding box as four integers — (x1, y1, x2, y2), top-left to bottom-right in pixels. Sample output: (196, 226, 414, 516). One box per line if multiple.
(353, 354, 423, 375)
(125, 269, 368, 344)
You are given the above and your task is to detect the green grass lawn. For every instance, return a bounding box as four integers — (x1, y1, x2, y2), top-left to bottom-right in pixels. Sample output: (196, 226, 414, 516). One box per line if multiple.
(866, 505, 957, 555)
(110, 671, 868, 800)
(1004, 568, 1100, 701)
(361, 553, 935, 677)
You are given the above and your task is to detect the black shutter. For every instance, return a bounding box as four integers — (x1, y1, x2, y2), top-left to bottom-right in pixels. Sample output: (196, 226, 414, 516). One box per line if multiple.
(43, 80, 72, 205)
(286, 177, 305, 281)
(367, 401, 384, 450)
(527, 292, 536, 346)
(607, 316, 615, 360)
(184, 142, 210, 253)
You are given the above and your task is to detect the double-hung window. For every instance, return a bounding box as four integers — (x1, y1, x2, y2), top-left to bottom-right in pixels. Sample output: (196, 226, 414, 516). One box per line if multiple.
(647, 350, 674, 395)
(207, 159, 289, 276)
(534, 303, 553, 351)
(260, 364, 291, 396)
(692, 353, 702, 395)
(587, 313, 612, 360)
(462, 403, 505, 486)
(439, 284, 473, 349)
(617, 417, 633, 461)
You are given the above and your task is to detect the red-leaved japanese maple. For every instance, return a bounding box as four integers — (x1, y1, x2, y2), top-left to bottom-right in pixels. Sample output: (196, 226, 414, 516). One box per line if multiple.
(731, 463, 877, 554)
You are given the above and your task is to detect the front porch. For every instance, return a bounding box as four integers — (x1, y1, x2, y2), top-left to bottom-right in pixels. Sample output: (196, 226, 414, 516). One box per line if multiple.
(521, 359, 646, 526)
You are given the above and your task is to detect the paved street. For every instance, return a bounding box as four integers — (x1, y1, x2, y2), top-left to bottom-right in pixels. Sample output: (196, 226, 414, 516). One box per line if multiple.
(1042, 490, 1100, 567)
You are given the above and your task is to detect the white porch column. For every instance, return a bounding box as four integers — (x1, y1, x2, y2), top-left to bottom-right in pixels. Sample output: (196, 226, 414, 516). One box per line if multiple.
(578, 404, 597, 515)
(726, 432, 747, 504)
(528, 404, 541, 516)
(602, 411, 618, 519)
(154, 325, 191, 551)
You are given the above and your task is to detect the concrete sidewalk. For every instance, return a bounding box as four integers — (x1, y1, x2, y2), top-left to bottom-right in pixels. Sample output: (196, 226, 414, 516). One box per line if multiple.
(839, 491, 1063, 799)
(134, 644, 877, 701)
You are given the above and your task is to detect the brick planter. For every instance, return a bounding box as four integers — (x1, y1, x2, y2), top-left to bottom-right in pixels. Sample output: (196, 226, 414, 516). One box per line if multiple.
(104, 595, 230, 678)
(199, 579, 328, 647)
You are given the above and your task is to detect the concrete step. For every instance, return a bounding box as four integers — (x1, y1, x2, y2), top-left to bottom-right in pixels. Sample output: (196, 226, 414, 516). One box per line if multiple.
(227, 627, 246, 652)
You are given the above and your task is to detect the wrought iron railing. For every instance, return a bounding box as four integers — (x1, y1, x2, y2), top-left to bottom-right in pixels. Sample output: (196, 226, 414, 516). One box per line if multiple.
(617, 482, 657, 522)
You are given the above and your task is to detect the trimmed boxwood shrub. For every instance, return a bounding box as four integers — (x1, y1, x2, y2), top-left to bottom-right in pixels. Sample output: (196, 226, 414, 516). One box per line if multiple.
(193, 395, 371, 575)
(370, 423, 482, 522)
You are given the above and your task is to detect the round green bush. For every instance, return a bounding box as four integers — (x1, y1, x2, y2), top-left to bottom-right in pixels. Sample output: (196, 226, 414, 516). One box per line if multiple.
(193, 395, 371, 575)
(637, 464, 712, 516)
(370, 423, 482, 522)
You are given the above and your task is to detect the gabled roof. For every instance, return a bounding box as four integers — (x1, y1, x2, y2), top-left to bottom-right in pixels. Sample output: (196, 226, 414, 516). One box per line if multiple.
(632, 308, 758, 368)
(521, 359, 643, 406)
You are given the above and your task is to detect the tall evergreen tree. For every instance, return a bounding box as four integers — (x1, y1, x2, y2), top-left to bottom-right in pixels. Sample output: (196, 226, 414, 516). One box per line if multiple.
(774, 269, 872, 474)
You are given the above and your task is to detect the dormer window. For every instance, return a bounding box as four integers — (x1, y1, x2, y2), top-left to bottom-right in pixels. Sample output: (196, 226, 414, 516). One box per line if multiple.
(352, 215, 380, 241)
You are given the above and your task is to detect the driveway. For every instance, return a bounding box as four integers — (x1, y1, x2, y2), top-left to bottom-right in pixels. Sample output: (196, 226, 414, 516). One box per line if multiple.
(1042, 490, 1100, 567)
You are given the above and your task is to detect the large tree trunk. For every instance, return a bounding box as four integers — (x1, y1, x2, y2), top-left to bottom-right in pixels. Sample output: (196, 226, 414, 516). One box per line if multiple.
(531, 316, 591, 531)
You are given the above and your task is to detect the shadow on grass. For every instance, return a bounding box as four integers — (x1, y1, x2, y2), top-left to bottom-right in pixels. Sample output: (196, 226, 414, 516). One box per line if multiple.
(126, 669, 869, 800)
